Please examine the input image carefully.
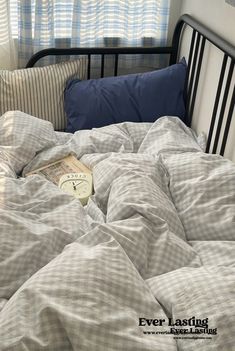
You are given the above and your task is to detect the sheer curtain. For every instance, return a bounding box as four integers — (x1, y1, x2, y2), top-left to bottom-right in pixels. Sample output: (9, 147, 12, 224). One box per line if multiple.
(12, 0, 170, 69)
(0, 0, 17, 69)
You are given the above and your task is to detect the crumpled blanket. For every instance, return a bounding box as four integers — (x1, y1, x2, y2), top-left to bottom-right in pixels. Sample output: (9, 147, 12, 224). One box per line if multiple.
(0, 111, 234, 351)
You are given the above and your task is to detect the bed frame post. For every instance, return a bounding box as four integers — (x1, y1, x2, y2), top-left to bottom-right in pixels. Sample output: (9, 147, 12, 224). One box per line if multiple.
(169, 19, 185, 65)
(172, 15, 235, 155)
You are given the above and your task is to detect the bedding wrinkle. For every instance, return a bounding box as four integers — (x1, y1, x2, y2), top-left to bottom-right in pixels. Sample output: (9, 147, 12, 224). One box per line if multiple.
(0, 112, 234, 350)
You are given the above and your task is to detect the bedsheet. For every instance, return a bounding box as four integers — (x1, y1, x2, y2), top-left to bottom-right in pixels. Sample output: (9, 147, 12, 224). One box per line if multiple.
(0, 111, 234, 351)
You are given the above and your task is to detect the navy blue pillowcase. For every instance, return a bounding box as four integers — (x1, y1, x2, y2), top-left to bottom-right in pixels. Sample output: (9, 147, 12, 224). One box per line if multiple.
(64, 58, 187, 132)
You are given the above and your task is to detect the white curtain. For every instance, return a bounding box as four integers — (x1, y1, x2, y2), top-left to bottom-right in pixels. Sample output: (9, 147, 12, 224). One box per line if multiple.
(0, 0, 17, 69)
(15, 0, 170, 69)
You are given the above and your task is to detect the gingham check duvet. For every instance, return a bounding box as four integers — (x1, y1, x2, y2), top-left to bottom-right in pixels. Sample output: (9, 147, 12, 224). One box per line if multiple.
(0, 111, 234, 351)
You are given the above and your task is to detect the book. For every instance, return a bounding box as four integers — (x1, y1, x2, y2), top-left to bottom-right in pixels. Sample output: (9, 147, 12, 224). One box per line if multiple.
(25, 155, 91, 185)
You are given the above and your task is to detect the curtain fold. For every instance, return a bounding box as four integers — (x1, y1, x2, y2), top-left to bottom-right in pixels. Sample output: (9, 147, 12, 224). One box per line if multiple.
(15, 0, 170, 70)
(0, 0, 17, 69)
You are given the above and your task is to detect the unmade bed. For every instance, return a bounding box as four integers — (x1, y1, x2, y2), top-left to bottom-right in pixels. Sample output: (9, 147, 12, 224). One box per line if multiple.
(0, 15, 234, 351)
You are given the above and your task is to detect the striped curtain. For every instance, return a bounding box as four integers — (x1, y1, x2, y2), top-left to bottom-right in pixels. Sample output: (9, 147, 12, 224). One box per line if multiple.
(13, 0, 170, 70)
(0, 0, 17, 69)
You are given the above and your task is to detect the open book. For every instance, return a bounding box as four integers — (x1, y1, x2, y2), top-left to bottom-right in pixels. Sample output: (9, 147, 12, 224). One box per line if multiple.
(25, 155, 91, 185)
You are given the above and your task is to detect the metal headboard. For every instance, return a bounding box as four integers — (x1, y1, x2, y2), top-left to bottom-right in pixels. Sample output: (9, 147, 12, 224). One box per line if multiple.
(26, 14, 235, 156)
(172, 15, 235, 156)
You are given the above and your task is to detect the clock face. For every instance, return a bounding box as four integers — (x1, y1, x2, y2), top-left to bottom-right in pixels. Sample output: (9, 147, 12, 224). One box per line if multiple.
(59, 173, 93, 206)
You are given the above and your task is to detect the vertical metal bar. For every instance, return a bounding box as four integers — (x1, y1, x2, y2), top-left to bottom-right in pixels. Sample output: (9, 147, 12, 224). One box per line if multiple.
(185, 30, 197, 89)
(220, 84, 235, 156)
(87, 54, 91, 79)
(185, 32, 201, 121)
(114, 54, 119, 76)
(188, 37, 206, 126)
(101, 54, 105, 78)
(184, 29, 196, 125)
(169, 19, 185, 65)
(212, 60, 234, 153)
(206, 54, 228, 153)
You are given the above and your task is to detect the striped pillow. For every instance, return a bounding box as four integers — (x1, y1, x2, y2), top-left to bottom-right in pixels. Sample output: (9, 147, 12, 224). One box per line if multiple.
(0, 59, 87, 131)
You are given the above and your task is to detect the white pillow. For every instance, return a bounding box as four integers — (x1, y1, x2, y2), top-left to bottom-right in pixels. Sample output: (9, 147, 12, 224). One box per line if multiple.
(0, 58, 87, 130)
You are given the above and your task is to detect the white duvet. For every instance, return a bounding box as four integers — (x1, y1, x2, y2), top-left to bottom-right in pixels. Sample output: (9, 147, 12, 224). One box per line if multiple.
(0, 111, 234, 351)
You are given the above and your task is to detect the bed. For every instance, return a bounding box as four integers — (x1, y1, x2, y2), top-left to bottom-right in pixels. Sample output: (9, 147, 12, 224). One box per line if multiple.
(0, 14, 234, 351)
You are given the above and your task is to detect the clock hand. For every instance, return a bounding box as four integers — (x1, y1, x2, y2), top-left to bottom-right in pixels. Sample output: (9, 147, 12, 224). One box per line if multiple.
(72, 180, 84, 190)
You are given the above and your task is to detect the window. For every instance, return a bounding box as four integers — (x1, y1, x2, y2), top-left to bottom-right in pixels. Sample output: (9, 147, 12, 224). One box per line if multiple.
(10, 0, 19, 38)
(10, 0, 170, 44)
(9, 0, 170, 68)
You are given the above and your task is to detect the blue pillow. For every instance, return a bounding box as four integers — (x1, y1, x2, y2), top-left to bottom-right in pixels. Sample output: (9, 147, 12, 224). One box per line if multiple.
(64, 58, 187, 132)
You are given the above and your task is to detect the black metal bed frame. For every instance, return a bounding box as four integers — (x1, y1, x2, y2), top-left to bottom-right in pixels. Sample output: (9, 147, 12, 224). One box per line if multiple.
(26, 14, 235, 156)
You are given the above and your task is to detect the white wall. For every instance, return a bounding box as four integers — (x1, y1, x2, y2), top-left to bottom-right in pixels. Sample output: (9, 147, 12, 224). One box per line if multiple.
(168, 0, 182, 44)
(180, 0, 235, 45)
(179, 0, 235, 161)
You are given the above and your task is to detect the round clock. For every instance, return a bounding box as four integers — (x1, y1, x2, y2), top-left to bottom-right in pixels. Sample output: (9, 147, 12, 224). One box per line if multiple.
(58, 172, 93, 206)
